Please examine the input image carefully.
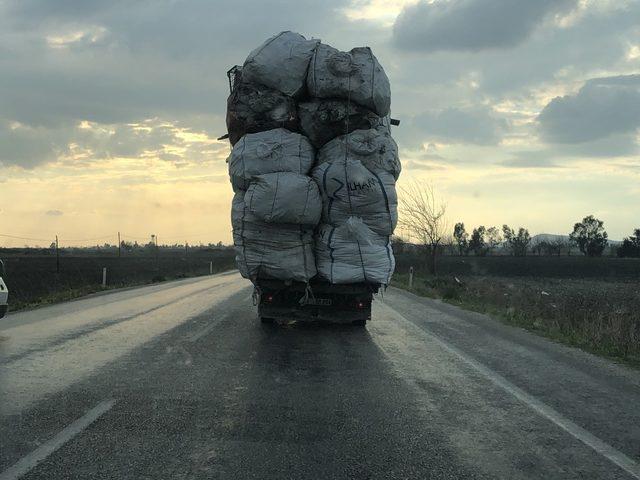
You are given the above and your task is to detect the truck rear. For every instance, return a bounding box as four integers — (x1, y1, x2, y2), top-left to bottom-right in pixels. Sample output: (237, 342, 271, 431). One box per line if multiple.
(256, 279, 378, 326)
(226, 33, 399, 325)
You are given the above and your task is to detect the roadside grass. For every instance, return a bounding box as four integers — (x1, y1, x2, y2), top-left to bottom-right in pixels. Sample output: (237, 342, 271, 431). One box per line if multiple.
(3, 252, 237, 312)
(392, 273, 640, 368)
(7, 272, 221, 312)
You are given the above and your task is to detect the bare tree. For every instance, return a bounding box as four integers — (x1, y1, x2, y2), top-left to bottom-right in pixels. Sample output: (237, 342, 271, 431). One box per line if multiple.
(398, 181, 448, 275)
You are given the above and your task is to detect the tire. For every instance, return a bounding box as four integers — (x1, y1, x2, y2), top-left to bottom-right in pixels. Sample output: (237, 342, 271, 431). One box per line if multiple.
(260, 316, 275, 324)
(352, 319, 367, 327)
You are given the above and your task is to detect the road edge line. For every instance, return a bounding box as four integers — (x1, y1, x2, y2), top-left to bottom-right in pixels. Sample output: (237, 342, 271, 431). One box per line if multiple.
(0, 399, 116, 480)
(382, 303, 640, 480)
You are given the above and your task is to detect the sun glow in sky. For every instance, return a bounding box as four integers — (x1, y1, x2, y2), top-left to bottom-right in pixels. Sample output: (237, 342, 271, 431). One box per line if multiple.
(1, 0, 639, 246)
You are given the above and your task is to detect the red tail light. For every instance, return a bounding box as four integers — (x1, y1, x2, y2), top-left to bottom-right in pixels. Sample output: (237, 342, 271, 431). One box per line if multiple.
(265, 294, 274, 303)
(357, 301, 365, 309)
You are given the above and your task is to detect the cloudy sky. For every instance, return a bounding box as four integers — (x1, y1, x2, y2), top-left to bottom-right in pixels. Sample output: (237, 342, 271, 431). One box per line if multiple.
(1, 0, 639, 246)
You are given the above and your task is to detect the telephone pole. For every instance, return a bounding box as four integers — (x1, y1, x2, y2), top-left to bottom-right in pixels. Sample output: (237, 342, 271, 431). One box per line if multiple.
(154, 234, 159, 271)
(55, 235, 59, 273)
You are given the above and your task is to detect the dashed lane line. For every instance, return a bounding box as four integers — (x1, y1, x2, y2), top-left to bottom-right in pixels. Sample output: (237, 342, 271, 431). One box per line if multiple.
(0, 399, 116, 480)
(186, 313, 229, 343)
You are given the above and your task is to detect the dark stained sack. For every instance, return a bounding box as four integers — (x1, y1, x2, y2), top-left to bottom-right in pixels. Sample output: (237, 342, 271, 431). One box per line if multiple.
(297, 98, 381, 148)
(226, 78, 298, 146)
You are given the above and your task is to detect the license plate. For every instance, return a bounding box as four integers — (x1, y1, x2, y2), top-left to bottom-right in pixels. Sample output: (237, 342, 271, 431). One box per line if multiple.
(305, 298, 332, 306)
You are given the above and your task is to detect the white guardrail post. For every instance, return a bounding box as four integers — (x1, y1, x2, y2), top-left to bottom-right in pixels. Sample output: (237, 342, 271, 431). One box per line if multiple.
(409, 266, 414, 288)
(102, 267, 107, 288)
(209, 261, 213, 275)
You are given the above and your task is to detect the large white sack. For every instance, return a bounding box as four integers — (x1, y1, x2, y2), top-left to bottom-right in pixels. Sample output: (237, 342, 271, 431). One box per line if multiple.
(307, 44, 391, 117)
(297, 98, 381, 148)
(232, 194, 316, 282)
(312, 156, 397, 236)
(244, 172, 321, 226)
(317, 128, 401, 180)
(315, 218, 395, 285)
(242, 31, 320, 98)
(228, 128, 315, 191)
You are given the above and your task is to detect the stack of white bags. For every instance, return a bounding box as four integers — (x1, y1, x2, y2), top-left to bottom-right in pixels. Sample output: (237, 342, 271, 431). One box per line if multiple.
(227, 31, 400, 285)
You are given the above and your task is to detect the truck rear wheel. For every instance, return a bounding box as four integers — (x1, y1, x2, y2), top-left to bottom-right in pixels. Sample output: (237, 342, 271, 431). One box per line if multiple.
(260, 316, 275, 324)
(352, 319, 367, 327)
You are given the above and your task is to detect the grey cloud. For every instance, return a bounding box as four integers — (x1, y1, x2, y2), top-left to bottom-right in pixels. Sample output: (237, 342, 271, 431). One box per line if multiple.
(0, 119, 213, 168)
(393, 0, 577, 52)
(0, 0, 351, 130)
(555, 133, 640, 158)
(405, 160, 446, 171)
(157, 152, 184, 164)
(98, 124, 183, 159)
(2, 0, 639, 175)
(499, 151, 561, 169)
(389, 2, 640, 106)
(45, 210, 64, 216)
(409, 106, 509, 145)
(0, 0, 372, 169)
(500, 133, 639, 168)
(5, 0, 123, 21)
(537, 75, 640, 144)
(0, 122, 59, 168)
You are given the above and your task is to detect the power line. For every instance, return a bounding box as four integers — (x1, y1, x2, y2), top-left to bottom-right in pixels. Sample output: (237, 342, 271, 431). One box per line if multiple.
(0, 233, 52, 242)
(62, 234, 116, 242)
(1, 231, 224, 246)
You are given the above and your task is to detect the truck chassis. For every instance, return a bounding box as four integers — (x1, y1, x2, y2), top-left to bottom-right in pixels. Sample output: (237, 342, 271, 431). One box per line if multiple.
(256, 279, 378, 326)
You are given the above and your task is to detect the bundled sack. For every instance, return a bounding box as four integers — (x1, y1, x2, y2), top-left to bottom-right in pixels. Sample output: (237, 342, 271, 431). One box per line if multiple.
(317, 128, 401, 180)
(232, 194, 316, 282)
(298, 99, 381, 148)
(315, 217, 394, 285)
(226, 76, 298, 146)
(227, 128, 315, 191)
(312, 155, 397, 236)
(307, 44, 391, 117)
(242, 31, 320, 98)
(244, 172, 321, 226)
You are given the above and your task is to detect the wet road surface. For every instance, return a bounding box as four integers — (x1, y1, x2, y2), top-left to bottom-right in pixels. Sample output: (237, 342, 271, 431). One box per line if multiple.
(1, 272, 639, 479)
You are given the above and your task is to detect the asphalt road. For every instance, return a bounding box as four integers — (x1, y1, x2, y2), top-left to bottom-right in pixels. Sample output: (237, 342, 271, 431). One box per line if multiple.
(1, 271, 639, 479)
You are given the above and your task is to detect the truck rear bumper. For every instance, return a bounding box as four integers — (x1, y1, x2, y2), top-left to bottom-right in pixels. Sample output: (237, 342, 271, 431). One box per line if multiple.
(255, 279, 375, 325)
(258, 303, 370, 324)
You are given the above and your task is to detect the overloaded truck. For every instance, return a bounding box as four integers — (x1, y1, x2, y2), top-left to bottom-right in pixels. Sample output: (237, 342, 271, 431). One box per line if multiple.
(224, 32, 400, 325)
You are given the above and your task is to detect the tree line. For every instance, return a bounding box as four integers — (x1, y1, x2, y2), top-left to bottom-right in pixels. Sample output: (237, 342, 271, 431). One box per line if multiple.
(453, 224, 534, 256)
(452, 215, 640, 258)
(397, 182, 640, 275)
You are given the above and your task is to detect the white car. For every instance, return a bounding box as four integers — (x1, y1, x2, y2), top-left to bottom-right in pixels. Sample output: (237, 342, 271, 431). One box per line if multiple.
(0, 260, 8, 318)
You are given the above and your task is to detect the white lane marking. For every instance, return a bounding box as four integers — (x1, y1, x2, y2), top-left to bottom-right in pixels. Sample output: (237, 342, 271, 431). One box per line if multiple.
(186, 314, 228, 343)
(382, 304, 640, 480)
(0, 399, 115, 480)
(0, 281, 248, 416)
